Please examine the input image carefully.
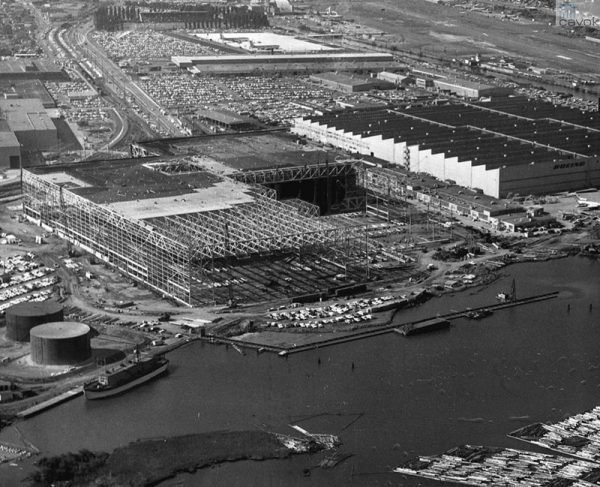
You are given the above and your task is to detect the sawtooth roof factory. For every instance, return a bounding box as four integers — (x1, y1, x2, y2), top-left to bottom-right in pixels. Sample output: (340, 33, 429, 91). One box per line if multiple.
(292, 98, 600, 198)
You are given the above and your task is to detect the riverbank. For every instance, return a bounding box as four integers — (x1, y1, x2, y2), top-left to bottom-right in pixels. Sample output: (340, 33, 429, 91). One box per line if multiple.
(2, 256, 598, 487)
(31, 430, 325, 487)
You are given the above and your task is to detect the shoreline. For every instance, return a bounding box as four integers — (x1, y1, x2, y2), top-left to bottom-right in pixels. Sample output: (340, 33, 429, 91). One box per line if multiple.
(0, 251, 580, 422)
(30, 430, 331, 487)
(208, 250, 575, 350)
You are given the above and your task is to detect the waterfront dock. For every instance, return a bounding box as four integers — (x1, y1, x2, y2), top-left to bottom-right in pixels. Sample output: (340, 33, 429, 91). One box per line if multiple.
(215, 291, 559, 356)
(17, 386, 83, 419)
(395, 445, 600, 486)
(201, 336, 285, 354)
(509, 405, 600, 464)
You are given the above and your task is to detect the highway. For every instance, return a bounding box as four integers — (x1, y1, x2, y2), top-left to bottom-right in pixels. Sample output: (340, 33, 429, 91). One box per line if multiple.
(67, 21, 183, 137)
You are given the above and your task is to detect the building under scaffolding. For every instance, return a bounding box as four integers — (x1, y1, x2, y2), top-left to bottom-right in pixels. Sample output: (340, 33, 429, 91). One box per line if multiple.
(22, 157, 367, 306)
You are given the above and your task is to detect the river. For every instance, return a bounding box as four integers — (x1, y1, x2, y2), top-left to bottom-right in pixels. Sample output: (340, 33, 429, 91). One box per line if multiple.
(1, 256, 599, 486)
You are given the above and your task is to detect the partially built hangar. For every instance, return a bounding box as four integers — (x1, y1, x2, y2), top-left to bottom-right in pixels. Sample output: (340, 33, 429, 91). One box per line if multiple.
(22, 156, 367, 306)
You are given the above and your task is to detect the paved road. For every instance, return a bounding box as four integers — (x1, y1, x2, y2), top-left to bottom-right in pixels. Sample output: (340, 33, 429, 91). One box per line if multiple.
(68, 22, 182, 137)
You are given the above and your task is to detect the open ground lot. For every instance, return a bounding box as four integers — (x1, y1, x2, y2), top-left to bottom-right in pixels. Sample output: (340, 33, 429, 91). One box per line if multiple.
(139, 131, 340, 170)
(313, 0, 600, 74)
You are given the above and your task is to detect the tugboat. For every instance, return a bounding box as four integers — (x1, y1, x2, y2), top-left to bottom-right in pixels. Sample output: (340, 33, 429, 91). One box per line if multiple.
(466, 309, 493, 320)
(497, 278, 517, 302)
(84, 348, 168, 400)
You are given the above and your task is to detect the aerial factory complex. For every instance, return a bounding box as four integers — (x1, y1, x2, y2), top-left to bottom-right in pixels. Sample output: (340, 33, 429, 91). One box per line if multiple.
(23, 153, 365, 306)
(0, 0, 599, 483)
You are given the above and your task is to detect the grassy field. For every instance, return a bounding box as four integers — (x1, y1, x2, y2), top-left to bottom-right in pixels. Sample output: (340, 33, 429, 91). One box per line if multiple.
(315, 0, 600, 74)
(31, 430, 312, 486)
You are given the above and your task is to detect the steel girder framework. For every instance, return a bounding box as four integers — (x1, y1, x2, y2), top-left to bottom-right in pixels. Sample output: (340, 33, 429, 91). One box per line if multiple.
(22, 171, 193, 305)
(22, 172, 366, 306)
(231, 161, 357, 185)
(355, 165, 408, 201)
(146, 191, 363, 261)
(280, 198, 320, 217)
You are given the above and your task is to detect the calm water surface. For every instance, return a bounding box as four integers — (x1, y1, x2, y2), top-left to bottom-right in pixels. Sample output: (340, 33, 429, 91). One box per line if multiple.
(1, 257, 599, 486)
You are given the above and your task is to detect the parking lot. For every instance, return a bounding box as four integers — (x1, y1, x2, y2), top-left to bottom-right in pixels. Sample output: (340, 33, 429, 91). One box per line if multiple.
(45, 81, 114, 148)
(91, 30, 221, 61)
(0, 253, 57, 313)
(137, 72, 361, 125)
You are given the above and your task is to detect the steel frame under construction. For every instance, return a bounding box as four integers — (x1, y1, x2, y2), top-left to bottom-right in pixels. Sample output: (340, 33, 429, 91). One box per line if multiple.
(231, 161, 356, 185)
(22, 168, 366, 306)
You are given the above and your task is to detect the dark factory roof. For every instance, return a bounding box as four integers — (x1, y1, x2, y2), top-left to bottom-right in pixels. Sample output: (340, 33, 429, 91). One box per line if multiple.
(195, 109, 256, 127)
(28, 157, 223, 205)
(401, 103, 600, 157)
(6, 300, 63, 317)
(27, 157, 258, 219)
(304, 108, 572, 168)
(311, 72, 380, 86)
(0, 59, 65, 76)
(30, 322, 90, 339)
(473, 97, 600, 130)
(136, 132, 338, 171)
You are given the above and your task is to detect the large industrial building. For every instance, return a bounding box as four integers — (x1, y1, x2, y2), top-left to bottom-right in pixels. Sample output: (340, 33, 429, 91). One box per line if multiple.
(377, 71, 413, 86)
(0, 129, 21, 169)
(410, 68, 514, 98)
(172, 52, 394, 74)
(309, 72, 395, 93)
(0, 59, 68, 82)
(0, 98, 58, 152)
(22, 154, 365, 306)
(193, 32, 339, 53)
(195, 109, 259, 132)
(432, 78, 513, 99)
(292, 99, 600, 198)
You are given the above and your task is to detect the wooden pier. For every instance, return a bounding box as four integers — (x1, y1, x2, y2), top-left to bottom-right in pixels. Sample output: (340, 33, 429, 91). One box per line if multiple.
(211, 291, 559, 356)
(17, 386, 83, 419)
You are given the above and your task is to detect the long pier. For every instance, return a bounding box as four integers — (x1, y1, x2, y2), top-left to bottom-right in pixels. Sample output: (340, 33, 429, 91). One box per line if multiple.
(213, 291, 559, 356)
(200, 336, 286, 354)
(17, 386, 83, 419)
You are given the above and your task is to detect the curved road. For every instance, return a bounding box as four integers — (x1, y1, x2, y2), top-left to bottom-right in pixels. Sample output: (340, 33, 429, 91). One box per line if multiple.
(69, 21, 183, 137)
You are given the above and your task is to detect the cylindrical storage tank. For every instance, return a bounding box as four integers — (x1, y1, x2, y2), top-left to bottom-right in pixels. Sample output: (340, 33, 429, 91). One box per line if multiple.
(5, 301, 64, 342)
(30, 322, 91, 365)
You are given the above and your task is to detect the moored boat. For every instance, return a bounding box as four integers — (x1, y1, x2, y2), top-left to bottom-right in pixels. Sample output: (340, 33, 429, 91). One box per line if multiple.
(84, 352, 168, 400)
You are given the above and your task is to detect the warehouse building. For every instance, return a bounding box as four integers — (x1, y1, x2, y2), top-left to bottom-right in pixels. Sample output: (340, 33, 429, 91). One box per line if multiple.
(432, 78, 513, 98)
(309, 72, 395, 93)
(195, 109, 259, 132)
(292, 101, 600, 198)
(0, 99, 57, 151)
(0, 129, 21, 169)
(0, 80, 56, 108)
(0, 59, 68, 81)
(172, 52, 395, 74)
(410, 68, 513, 98)
(377, 71, 413, 86)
